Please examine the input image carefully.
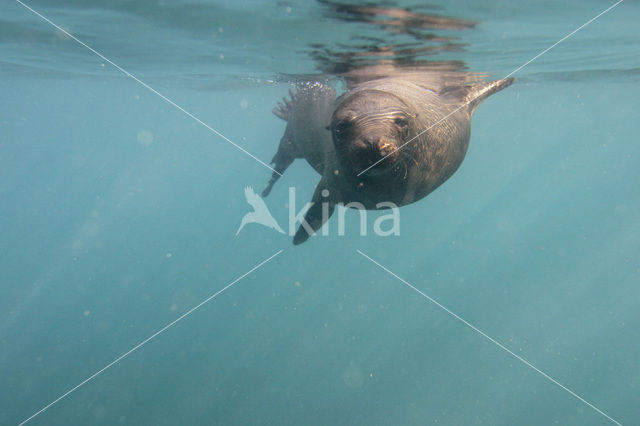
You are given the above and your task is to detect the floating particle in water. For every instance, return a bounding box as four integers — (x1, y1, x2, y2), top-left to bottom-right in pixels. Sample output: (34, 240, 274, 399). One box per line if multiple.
(294, 281, 301, 287)
(343, 362, 364, 388)
(83, 310, 90, 316)
(94, 405, 108, 419)
(166, 252, 173, 258)
(137, 129, 154, 146)
(240, 99, 248, 110)
(72, 219, 101, 251)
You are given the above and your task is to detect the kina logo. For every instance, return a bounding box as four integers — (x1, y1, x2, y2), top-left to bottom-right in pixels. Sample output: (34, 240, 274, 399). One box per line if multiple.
(235, 187, 285, 235)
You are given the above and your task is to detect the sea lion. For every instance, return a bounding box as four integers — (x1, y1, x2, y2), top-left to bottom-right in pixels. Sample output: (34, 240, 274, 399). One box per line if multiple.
(263, 70, 514, 244)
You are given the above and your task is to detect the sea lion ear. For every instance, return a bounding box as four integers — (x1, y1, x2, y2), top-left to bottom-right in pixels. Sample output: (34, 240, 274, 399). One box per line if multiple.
(293, 181, 336, 245)
(325, 125, 331, 131)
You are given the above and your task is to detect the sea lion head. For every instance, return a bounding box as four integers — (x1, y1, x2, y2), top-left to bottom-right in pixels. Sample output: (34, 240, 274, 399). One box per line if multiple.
(330, 89, 415, 177)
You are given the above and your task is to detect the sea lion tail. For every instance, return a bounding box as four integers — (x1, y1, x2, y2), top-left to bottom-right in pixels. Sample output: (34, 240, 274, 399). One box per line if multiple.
(467, 77, 515, 114)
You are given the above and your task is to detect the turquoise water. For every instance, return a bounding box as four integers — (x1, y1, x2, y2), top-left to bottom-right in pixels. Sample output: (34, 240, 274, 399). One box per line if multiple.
(1, 0, 639, 425)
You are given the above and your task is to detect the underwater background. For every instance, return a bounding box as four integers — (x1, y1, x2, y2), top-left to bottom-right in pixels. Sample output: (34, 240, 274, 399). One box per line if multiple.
(1, 0, 639, 424)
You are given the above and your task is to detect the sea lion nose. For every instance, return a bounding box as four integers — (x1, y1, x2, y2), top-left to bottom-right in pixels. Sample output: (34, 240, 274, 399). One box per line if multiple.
(358, 137, 394, 161)
(370, 137, 396, 159)
(378, 140, 394, 157)
(362, 137, 388, 153)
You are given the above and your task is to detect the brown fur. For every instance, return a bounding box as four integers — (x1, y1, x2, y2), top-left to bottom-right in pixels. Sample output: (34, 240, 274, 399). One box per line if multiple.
(263, 72, 514, 244)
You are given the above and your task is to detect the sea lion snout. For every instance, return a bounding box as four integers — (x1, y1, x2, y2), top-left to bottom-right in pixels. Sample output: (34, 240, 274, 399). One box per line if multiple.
(343, 134, 399, 173)
(331, 115, 401, 172)
(377, 139, 395, 157)
(355, 136, 396, 159)
(330, 90, 413, 175)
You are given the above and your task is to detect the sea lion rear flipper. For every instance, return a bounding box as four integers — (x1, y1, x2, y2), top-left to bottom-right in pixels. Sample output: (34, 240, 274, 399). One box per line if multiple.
(293, 181, 335, 245)
(272, 89, 297, 121)
(466, 78, 515, 114)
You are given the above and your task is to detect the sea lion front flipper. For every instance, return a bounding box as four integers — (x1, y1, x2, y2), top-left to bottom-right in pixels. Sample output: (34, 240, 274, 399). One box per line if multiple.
(262, 147, 293, 198)
(293, 181, 336, 245)
(262, 129, 299, 197)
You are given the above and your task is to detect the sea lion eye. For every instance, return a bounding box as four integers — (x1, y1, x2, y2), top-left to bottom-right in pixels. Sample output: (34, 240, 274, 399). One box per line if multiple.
(394, 117, 409, 129)
(332, 120, 351, 139)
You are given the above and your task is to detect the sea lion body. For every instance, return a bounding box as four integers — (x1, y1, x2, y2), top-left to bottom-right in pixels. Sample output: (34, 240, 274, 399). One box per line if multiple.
(263, 72, 514, 244)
